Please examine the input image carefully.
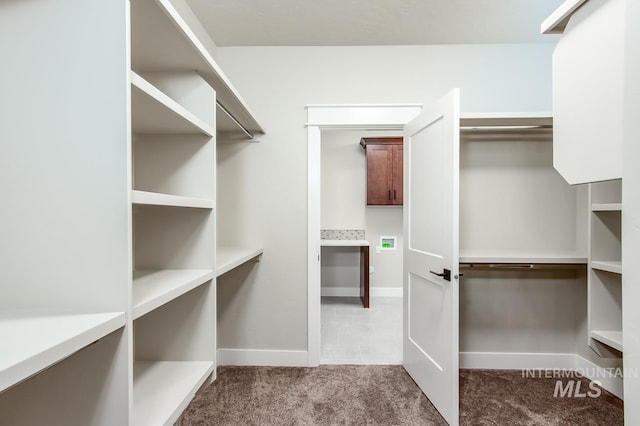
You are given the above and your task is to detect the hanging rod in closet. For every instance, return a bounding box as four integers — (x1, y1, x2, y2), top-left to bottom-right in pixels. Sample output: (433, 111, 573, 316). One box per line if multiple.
(459, 125, 551, 131)
(459, 263, 585, 271)
(217, 101, 254, 139)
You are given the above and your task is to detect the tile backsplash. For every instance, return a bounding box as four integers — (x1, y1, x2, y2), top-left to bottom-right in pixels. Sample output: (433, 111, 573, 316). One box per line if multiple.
(321, 229, 366, 240)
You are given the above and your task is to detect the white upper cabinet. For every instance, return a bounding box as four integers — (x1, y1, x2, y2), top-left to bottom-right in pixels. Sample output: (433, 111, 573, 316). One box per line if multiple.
(543, 0, 625, 184)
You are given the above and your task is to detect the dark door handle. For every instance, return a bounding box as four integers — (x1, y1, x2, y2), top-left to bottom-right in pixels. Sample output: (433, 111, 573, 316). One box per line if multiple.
(388, 190, 391, 200)
(430, 268, 451, 282)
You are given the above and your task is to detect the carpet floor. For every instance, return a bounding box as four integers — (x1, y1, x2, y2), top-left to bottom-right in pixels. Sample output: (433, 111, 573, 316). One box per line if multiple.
(177, 366, 623, 425)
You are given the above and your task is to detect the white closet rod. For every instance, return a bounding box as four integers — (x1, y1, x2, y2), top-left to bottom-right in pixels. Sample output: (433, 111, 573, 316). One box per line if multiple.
(459, 125, 550, 131)
(217, 101, 254, 139)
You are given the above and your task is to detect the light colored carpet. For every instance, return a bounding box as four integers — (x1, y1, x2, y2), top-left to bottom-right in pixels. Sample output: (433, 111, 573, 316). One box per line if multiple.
(177, 366, 623, 425)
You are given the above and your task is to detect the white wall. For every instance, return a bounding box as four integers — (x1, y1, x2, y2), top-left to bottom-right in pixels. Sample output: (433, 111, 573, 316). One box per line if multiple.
(366, 207, 403, 289)
(215, 44, 555, 352)
(459, 135, 582, 256)
(321, 130, 367, 230)
(460, 269, 584, 354)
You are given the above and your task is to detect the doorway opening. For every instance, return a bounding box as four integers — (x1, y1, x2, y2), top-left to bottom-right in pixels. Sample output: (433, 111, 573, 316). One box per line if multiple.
(305, 104, 422, 366)
(320, 129, 403, 364)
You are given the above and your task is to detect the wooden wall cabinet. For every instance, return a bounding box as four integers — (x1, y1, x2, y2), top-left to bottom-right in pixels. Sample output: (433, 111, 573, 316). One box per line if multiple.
(361, 137, 403, 206)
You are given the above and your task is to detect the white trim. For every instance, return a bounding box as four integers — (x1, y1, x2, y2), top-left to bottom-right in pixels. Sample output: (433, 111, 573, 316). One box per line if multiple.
(321, 287, 357, 298)
(371, 287, 403, 297)
(307, 104, 422, 368)
(541, 0, 588, 34)
(306, 103, 423, 107)
(460, 351, 578, 370)
(460, 352, 623, 399)
(307, 125, 321, 367)
(217, 349, 309, 367)
(306, 105, 422, 128)
(321, 287, 402, 297)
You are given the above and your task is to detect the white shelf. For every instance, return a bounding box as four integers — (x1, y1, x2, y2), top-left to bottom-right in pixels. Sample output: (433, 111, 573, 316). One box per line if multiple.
(216, 247, 263, 277)
(131, 71, 215, 136)
(459, 113, 553, 142)
(591, 330, 623, 352)
(130, 0, 264, 137)
(591, 260, 622, 274)
(131, 190, 213, 209)
(459, 251, 587, 264)
(320, 240, 371, 247)
(132, 270, 214, 319)
(592, 203, 622, 211)
(541, 0, 588, 34)
(0, 311, 125, 393)
(133, 361, 214, 426)
(460, 112, 553, 128)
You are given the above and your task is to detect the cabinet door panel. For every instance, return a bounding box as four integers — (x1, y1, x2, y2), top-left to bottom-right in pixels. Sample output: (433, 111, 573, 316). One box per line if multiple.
(552, 0, 624, 184)
(367, 146, 393, 205)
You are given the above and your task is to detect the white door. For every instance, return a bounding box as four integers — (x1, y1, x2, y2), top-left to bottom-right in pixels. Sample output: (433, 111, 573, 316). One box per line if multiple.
(403, 89, 460, 425)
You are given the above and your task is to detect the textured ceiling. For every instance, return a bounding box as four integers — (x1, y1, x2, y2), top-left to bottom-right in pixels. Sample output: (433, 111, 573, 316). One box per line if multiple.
(186, 0, 564, 46)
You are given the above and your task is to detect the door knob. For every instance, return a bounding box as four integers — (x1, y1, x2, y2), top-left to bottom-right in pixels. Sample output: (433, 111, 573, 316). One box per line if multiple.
(430, 268, 451, 282)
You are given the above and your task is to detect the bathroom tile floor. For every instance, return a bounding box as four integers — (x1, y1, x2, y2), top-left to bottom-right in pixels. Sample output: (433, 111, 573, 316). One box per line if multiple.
(321, 296, 402, 365)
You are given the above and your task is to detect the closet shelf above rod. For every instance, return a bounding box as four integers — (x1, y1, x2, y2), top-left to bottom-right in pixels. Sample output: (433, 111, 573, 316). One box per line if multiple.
(459, 263, 586, 271)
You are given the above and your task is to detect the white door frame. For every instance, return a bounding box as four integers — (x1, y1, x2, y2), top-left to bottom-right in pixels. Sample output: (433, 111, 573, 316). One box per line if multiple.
(305, 104, 422, 366)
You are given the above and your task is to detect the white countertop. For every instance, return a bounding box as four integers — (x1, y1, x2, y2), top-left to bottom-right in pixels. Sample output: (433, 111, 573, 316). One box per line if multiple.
(321, 239, 370, 247)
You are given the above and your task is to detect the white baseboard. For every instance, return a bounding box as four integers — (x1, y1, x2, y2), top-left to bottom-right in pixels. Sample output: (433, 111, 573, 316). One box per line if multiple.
(460, 351, 623, 399)
(573, 354, 624, 399)
(217, 349, 623, 398)
(372, 287, 403, 297)
(321, 286, 402, 297)
(460, 351, 577, 370)
(217, 349, 309, 367)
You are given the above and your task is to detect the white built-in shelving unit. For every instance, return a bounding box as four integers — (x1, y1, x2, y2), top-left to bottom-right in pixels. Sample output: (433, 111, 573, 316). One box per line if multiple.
(130, 0, 218, 419)
(130, 0, 264, 139)
(588, 179, 623, 355)
(457, 113, 593, 371)
(540, 0, 625, 398)
(0, 0, 131, 423)
(458, 113, 587, 266)
(0, 0, 264, 423)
